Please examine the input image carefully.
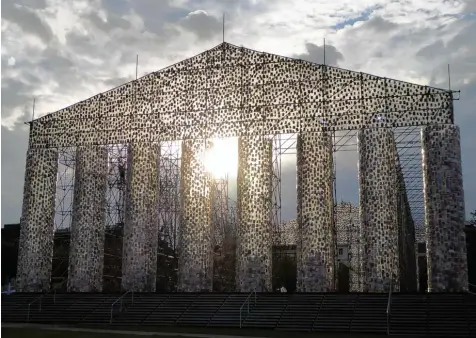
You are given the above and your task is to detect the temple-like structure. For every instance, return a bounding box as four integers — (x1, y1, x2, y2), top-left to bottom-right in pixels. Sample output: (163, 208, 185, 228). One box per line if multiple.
(17, 42, 468, 293)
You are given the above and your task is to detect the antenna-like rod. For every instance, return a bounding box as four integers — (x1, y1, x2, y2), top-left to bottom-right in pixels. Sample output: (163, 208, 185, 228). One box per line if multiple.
(323, 38, 326, 66)
(447, 63, 451, 91)
(31, 97, 36, 121)
(222, 13, 225, 42)
(136, 55, 139, 80)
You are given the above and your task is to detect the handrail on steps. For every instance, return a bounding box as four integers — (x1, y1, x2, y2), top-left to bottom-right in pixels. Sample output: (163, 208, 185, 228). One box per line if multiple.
(469, 282, 476, 295)
(27, 279, 68, 322)
(109, 288, 135, 324)
(386, 278, 393, 336)
(239, 290, 257, 329)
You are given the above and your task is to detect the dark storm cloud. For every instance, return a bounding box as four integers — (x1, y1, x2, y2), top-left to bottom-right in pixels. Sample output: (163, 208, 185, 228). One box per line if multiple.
(293, 42, 344, 66)
(179, 10, 222, 40)
(1, 47, 79, 124)
(1, 0, 52, 43)
(62, 9, 180, 66)
(363, 16, 398, 32)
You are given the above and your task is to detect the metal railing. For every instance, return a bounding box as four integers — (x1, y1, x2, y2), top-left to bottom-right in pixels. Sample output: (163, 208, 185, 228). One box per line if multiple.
(109, 289, 135, 324)
(469, 283, 476, 295)
(386, 278, 393, 336)
(26, 280, 67, 322)
(27, 295, 43, 322)
(51, 280, 68, 304)
(239, 291, 257, 329)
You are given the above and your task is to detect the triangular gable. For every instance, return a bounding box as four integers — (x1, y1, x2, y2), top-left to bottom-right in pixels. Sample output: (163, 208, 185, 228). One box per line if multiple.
(29, 42, 453, 148)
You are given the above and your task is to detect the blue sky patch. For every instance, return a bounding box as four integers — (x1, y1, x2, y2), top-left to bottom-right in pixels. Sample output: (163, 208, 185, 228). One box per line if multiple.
(331, 6, 380, 30)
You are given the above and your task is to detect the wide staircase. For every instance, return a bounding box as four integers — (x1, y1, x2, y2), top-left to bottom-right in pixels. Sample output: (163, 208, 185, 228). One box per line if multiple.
(388, 293, 476, 336)
(2, 292, 475, 336)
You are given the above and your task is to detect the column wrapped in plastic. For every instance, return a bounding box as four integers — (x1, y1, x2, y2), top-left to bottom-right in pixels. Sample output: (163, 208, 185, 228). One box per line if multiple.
(236, 136, 273, 292)
(17, 148, 58, 292)
(422, 124, 468, 292)
(122, 143, 160, 292)
(177, 139, 213, 291)
(358, 128, 399, 292)
(68, 146, 108, 292)
(296, 132, 335, 292)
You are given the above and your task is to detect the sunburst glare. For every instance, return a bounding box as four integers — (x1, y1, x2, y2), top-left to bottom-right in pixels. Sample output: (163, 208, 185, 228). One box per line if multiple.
(204, 138, 238, 178)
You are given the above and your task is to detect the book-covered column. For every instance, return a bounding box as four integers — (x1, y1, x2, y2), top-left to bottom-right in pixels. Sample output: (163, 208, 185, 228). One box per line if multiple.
(178, 139, 213, 291)
(17, 148, 58, 292)
(422, 124, 468, 292)
(358, 128, 399, 292)
(236, 136, 273, 292)
(68, 146, 108, 292)
(296, 132, 335, 292)
(122, 143, 160, 292)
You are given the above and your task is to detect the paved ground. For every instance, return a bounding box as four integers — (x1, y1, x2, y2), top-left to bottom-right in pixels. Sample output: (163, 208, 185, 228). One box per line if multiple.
(1, 324, 424, 338)
(3, 324, 267, 338)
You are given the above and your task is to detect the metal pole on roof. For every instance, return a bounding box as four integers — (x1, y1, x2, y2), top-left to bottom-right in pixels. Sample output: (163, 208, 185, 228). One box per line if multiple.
(323, 38, 326, 66)
(222, 13, 225, 42)
(136, 55, 139, 80)
(447, 64, 451, 91)
(32, 97, 36, 122)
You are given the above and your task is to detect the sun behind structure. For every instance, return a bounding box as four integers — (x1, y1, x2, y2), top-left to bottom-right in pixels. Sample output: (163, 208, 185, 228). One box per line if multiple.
(204, 138, 238, 178)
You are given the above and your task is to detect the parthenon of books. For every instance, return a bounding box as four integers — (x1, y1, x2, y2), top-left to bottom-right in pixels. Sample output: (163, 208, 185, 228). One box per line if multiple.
(17, 42, 468, 293)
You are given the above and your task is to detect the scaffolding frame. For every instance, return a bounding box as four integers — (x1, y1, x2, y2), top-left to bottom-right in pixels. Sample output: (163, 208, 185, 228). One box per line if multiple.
(268, 125, 425, 291)
(31, 42, 457, 292)
(158, 141, 181, 252)
(52, 142, 240, 291)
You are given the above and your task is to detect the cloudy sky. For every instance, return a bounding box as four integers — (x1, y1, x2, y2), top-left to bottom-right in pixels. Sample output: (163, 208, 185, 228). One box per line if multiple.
(2, 0, 475, 226)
